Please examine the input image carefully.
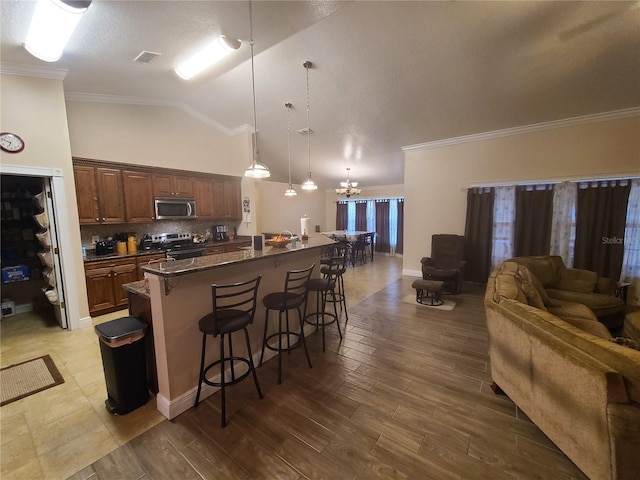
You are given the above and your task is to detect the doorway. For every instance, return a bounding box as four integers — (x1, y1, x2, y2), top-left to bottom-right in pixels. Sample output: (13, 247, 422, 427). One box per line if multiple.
(1, 173, 68, 328)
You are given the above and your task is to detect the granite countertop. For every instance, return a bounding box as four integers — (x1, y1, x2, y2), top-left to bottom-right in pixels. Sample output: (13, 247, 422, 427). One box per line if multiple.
(142, 234, 335, 278)
(122, 279, 150, 299)
(84, 236, 253, 263)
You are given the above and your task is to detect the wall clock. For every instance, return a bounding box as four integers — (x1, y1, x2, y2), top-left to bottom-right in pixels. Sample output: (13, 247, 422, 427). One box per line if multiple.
(0, 132, 25, 153)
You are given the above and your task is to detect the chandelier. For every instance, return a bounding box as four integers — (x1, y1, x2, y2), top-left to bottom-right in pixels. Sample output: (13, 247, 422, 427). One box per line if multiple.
(335, 168, 361, 198)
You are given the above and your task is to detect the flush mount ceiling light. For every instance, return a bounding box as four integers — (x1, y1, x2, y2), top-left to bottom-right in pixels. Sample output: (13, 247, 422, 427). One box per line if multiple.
(24, 0, 91, 62)
(335, 168, 362, 198)
(300, 60, 317, 190)
(175, 35, 241, 80)
(284, 103, 297, 197)
(244, 0, 270, 179)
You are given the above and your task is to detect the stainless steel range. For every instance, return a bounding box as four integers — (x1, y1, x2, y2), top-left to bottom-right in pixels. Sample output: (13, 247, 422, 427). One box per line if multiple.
(148, 233, 205, 260)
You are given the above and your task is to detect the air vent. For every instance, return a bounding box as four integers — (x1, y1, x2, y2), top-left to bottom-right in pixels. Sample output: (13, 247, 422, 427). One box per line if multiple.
(133, 51, 161, 64)
(296, 127, 314, 135)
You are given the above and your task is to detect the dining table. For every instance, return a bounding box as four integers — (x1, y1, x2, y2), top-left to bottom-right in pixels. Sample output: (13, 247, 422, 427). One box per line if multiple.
(321, 230, 376, 265)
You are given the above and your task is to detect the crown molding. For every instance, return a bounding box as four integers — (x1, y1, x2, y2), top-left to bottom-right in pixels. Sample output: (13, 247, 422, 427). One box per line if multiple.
(0, 61, 68, 80)
(64, 92, 247, 136)
(402, 107, 640, 152)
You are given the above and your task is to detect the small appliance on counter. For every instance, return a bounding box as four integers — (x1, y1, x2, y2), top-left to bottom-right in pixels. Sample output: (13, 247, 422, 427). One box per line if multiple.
(213, 225, 228, 242)
(95, 239, 116, 256)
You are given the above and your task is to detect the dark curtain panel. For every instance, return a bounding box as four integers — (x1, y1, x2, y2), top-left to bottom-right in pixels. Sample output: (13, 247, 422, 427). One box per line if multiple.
(574, 180, 631, 279)
(375, 200, 390, 253)
(396, 199, 404, 254)
(336, 202, 348, 230)
(464, 187, 495, 283)
(514, 184, 554, 257)
(355, 201, 367, 231)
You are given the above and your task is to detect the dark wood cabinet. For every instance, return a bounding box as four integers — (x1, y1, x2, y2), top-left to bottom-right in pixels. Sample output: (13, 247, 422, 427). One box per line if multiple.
(193, 177, 215, 219)
(73, 165, 125, 224)
(84, 258, 137, 316)
(123, 170, 154, 223)
(212, 179, 242, 220)
(153, 174, 194, 198)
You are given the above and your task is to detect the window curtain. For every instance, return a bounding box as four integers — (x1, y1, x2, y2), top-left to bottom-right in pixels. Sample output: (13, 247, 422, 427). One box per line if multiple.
(336, 202, 348, 230)
(550, 182, 577, 267)
(574, 180, 631, 279)
(514, 184, 553, 257)
(491, 186, 516, 268)
(396, 199, 404, 255)
(621, 179, 640, 305)
(355, 201, 367, 231)
(464, 187, 495, 282)
(375, 200, 390, 253)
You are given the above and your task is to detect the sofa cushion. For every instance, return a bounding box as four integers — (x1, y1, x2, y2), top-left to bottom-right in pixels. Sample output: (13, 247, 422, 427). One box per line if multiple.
(493, 262, 527, 304)
(509, 256, 558, 287)
(556, 268, 598, 293)
(546, 289, 625, 318)
(547, 300, 598, 322)
(562, 317, 613, 339)
(515, 265, 556, 308)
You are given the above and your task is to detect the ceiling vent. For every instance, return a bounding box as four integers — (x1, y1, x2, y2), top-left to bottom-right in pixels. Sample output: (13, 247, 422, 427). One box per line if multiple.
(296, 127, 313, 135)
(133, 51, 161, 64)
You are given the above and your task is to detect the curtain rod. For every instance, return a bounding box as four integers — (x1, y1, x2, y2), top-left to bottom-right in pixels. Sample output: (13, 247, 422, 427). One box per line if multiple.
(463, 173, 640, 191)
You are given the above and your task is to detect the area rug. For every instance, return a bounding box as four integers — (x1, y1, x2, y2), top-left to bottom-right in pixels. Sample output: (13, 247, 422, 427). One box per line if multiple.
(0, 354, 64, 406)
(401, 294, 456, 311)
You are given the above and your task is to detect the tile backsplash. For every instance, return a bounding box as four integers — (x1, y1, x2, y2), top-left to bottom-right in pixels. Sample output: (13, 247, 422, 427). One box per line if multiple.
(80, 219, 239, 247)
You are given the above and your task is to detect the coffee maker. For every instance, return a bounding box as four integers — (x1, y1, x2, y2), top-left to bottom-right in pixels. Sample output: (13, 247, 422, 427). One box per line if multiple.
(214, 225, 228, 242)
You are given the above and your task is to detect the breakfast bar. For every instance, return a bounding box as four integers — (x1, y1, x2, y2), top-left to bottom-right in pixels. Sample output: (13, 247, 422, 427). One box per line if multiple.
(140, 234, 335, 419)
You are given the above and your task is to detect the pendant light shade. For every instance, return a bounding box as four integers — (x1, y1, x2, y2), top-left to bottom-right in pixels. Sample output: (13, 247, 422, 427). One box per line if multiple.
(301, 60, 317, 190)
(244, 1, 270, 179)
(284, 103, 297, 197)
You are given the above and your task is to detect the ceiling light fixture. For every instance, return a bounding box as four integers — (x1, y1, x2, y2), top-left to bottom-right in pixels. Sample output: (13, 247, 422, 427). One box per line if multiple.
(175, 35, 241, 80)
(244, 0, 270, 179)
(335, 168, 362, 198)
(24, 0, 91, 62)
(284, 103, 298, 197)
(300, 60, 317, 190)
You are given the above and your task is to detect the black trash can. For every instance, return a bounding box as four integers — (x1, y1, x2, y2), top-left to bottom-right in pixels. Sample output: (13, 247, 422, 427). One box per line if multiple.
(95, 315, 149, 415)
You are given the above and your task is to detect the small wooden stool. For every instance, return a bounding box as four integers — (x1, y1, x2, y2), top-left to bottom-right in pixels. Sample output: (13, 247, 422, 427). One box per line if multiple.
(411, 279, 444, 306)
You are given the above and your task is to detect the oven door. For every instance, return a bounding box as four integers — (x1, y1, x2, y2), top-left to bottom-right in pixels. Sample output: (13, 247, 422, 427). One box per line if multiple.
(154, 198, 196, 220)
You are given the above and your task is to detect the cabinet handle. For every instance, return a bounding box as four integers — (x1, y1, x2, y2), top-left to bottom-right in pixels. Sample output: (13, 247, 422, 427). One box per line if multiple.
(96, 218, 99, 221)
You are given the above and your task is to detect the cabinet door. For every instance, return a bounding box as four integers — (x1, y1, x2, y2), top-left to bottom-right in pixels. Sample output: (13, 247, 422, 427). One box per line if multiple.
(225, 241, 251, 252)
(193, 177, 215, 219)
(153, 174, 173, 197)
(85, 266, 117, 315)
(112, 262, 138, 307)
(73, 165, 100, 224)
(123, 170, 154, 223)
(96, 168, 125, 223)
(205, 245, 225, 255)
(211, 180, 227, 219)
(224, 181, 242, 219)
(173, 175, 194, 198)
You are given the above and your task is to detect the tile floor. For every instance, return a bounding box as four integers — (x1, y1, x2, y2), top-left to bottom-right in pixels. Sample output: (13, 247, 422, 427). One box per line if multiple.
(1, 255, 403, 479)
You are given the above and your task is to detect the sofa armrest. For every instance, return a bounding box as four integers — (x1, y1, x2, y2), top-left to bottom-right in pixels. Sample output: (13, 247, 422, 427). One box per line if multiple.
(420, 257, 434, 266)
(596, 277, 617, 296)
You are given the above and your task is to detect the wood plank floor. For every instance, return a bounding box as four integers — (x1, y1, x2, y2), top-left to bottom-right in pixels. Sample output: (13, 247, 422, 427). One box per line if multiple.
(68, 265, 588, 480)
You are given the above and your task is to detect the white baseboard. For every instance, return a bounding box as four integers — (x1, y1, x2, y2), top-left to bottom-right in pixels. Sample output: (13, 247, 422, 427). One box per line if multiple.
(78, 315, 93, 329)
(403, 269, 421, 277)
(15, 303, 33, 315)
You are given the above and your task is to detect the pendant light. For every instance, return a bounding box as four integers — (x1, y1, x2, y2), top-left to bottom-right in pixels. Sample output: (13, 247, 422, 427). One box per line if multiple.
(300, 60, 317, 190)
(284, 103, 297, 197)
(244, 0, 270, 179)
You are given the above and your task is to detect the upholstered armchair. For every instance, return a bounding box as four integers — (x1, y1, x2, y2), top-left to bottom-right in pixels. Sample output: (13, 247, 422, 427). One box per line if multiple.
(420, 234, 466, 293)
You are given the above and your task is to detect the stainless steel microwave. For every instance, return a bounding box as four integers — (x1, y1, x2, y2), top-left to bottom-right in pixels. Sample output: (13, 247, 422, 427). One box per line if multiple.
(154, 198, 196, 220)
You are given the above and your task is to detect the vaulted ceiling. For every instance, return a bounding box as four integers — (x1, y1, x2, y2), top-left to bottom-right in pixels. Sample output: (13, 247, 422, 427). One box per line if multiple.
(1, 1, 639, 189)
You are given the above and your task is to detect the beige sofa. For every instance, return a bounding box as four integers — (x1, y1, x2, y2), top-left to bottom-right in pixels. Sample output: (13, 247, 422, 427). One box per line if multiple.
(507, 255, 626, 330)
(485, 261, 640, 480)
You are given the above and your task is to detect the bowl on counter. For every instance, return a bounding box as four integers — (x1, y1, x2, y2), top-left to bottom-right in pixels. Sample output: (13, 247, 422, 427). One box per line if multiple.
(265, 237, 291, 248)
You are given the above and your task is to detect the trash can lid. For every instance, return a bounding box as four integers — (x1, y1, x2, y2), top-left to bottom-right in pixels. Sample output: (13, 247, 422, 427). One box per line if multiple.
(95, 315, 147, 343)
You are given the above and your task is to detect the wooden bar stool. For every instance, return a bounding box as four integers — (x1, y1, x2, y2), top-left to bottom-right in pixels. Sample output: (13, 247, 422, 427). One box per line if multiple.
(259, 264, 315, 384)
(194, 276, 263, 428)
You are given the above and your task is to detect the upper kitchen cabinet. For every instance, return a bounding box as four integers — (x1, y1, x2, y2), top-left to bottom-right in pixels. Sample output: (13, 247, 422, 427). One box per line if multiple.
(193, 177, 215, 219)
(73, 164, 125, 224)
(153, 173, 194, 198)
(123, 170, 154, 223)
(212, 179, 242, 220)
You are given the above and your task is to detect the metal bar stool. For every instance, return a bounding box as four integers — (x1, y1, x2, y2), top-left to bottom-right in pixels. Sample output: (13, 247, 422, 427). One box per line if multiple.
(320, 245, 349, 323)
(194, 276, 263, 428)
(304, 272, 342, 352)
(259, 264, 315, 384)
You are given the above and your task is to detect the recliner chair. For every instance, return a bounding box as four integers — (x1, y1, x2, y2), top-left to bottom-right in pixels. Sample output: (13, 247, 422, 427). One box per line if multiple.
(420, 234, 466, 294)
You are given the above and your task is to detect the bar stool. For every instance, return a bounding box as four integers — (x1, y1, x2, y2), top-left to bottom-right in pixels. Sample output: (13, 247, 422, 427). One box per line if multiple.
(304, 273, 342, 352)
(194, 276, 263, 428)
(321, 245, 349, 323)
(260, 264, 315, 384)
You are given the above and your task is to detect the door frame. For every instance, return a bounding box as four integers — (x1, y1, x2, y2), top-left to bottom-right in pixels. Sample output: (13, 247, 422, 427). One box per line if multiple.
(0, 164, 83, 330)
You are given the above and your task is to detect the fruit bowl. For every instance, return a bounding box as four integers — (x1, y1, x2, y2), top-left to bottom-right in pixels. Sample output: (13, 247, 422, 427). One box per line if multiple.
(266, 237, 291, 248)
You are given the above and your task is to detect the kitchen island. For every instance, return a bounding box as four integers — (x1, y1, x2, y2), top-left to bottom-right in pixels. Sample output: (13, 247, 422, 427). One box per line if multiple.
(140, 234, 335, 419)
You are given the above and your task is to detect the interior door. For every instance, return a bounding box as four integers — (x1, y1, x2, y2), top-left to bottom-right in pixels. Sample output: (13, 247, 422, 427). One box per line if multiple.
(42, 179, 68, 328)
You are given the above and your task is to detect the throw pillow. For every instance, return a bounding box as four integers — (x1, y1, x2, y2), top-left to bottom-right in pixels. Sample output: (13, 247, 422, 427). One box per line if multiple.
(520, 281, 547, 311)
(517, 266, 555, 307)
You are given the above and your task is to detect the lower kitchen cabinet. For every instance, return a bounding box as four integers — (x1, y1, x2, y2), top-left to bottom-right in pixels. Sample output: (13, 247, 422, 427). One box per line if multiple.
(85, 258, 137, 316)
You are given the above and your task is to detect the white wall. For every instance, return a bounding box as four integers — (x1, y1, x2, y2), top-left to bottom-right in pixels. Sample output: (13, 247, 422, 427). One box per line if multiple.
(403, 114, 640, 277)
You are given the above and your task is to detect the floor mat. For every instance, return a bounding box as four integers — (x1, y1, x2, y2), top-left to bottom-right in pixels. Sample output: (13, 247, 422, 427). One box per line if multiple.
(1, 354, 64, 406)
